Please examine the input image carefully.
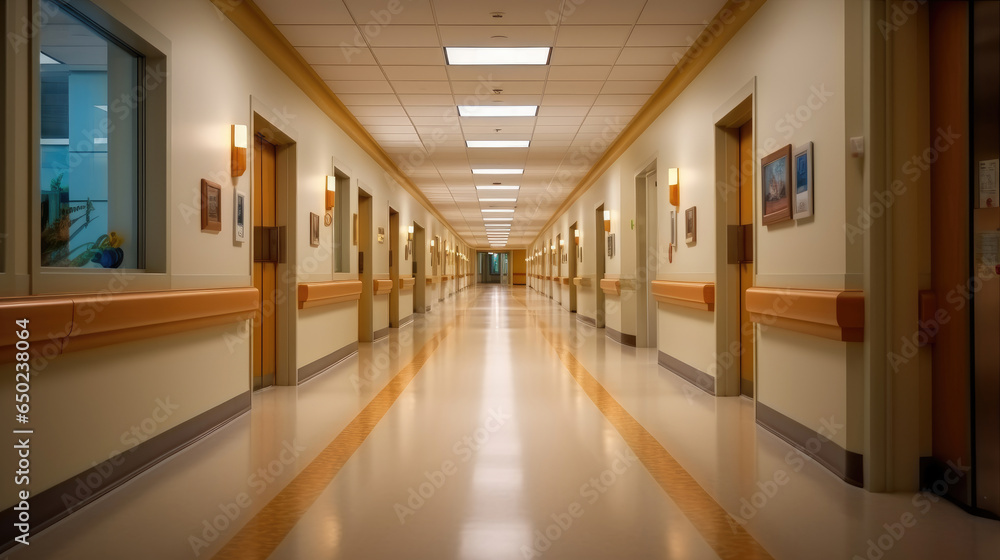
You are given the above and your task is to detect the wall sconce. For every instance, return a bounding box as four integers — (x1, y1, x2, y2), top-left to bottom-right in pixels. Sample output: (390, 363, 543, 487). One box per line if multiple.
(407, 225, 414, 242)
(231, 125, 248, 177)
(574, 230, 580, 245)
(668, 167, 680, 207)
(604, 210, 611, 233)
(559, 239, 565, 248)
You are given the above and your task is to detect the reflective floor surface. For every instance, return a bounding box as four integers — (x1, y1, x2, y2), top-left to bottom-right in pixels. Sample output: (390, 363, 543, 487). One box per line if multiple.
(8, 285, 1000, 559)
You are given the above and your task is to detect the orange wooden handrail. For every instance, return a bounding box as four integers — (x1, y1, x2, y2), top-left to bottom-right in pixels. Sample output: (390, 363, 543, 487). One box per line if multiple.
(651, 281, 715, 312)
(600, 279, 621, 296)
(746, 287, 865, 342)
(0, 287, 258, 361)
(298, 280, 363, 309)
(560, 277, 571, 285)
(573, 277, 591, 287)
(374, 279, 393, 296)
(399, 277, 416, 291)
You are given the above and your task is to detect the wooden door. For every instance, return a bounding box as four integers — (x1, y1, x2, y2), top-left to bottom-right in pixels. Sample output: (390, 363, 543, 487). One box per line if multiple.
(253, 135, 277, 390)
(739, 121, 755, 397)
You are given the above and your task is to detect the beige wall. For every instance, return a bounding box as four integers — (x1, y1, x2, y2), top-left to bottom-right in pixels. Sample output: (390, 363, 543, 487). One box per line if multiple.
(531, 0, 856, 450)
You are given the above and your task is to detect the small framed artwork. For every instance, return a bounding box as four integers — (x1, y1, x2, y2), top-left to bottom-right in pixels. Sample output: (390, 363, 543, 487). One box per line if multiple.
(607, 234, 615, 258)
(793, 142, 814, 219)
(377, 226, 385, 244)
(309, 212, 320, 247)
(201, 179, 222, 232)
(761, 144, 793, 226)
(233, 191, 247, 243)
(685, 206, 697, 244)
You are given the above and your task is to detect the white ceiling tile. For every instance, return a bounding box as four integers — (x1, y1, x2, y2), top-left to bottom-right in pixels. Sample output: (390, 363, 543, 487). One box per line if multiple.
(438, 25, 556, 46)
(594, 94, 649, 106)
(555, 0, 646, 25)
(317, 66, 386, 81)
(410, 116, 459, 126)
(446, 66, 550, 81)
(638, 0, 729, 25)
(550, 47, 621, 66)
(372, 47, 446, 65)
(555, 26, 632, 47)
(344, 0, 436, 24)
(586, 105, 642, 117)
(462, 125, 535, 135)
(537, 106, 591, 117)
(255, 0, 352, 24)
(599, 80, 661, 95)
(626, 24, 705, 47)
(392, 81, 454, 94)
(546, 66, 611, 81)
(533, 125, 579, 135)
(535, 116, 585, 126)
(431, 0, 563, 25)
(276, 25, 359, 47)
(398, 94, 456, 106)
(298, 47, 376, 65)
(338, 93, 401, 105)
(541, 94, 598, 106)
(346, 105, 407, 116)
(365, 26, 441, 47)
(372, 132, 422, 141)
(606, 65, 674, 81)
(364, 125, 418, 134)
(616, 46, 688, 66)
(382, 65, 449, 80)
(531, 133, 578, 141)
(406, 105, 459, 117)
(357, 116, 415, 126)
(541, 81, 604, 95)
(450, 81, 545, 95)
(327, 80, 395, 94)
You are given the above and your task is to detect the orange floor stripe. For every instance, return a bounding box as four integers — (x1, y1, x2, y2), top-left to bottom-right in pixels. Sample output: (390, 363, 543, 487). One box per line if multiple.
(211, 319, 458, 560)
(516, 291, 773, 560)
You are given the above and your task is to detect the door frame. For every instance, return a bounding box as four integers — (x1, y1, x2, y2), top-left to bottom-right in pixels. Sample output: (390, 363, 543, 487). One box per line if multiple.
(413, 223, 426, 313)
(569, 223, 578, 313)
(250, 108, 297, 388)
(713, 79, 756, 398)
(358, 187, 374, 342)
(595, 204, 607, 328)
(635, 161, 658, 348)
(389, 208, 400, 327)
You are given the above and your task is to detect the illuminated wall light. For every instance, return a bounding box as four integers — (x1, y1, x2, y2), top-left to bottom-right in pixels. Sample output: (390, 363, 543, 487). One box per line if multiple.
(604, 210, 612, 233)
(668, 167, 680, 207)
(574, 230, 580, 245)
(231, 125, 248, 177)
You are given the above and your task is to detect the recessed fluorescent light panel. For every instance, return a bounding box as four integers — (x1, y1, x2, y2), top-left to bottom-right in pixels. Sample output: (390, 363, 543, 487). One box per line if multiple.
(472, 169, 523, 175)
(467, 140, 530, 148)
(484, 218, 513, 221)
(482, 209, 515, 213)
(458, 105, 538, 117)
(445, 47, 551, 66)
(476, 186, 519, 191)
(478, 198, 518, 202)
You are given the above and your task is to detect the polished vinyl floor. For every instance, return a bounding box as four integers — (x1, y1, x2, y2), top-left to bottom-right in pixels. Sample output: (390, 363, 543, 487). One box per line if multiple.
(10, 285, 1000, 559)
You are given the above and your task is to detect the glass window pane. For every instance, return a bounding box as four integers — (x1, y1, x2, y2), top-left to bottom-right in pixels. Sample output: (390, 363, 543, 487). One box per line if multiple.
(39, 0, 140, 269)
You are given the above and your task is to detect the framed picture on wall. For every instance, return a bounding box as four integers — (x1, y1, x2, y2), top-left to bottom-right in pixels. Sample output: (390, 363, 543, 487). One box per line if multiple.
(233, 191, 247, 243)
(761, 144, 793, 226)
(200, 179, 222, 233)
(309, 212, 320, 247)
(793, 142, 814, 219)
(685, 206, 697, 244)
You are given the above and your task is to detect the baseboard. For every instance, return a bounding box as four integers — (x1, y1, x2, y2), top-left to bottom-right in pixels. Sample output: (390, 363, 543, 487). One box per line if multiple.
(297, 341, 359, 384)
(373, 327, 390, 341)
(658, 351, 715, 396)
(605, 326, 637, 347)
(756, 402, 864, 488)
(398, 314, 414, 327)
(0, 391, 251, 553)
(577, 314, 596, 326)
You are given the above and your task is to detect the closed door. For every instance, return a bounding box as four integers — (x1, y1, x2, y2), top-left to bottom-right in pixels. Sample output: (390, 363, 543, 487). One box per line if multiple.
(739, 121, 755, 398)
(252, 135, 277, 390)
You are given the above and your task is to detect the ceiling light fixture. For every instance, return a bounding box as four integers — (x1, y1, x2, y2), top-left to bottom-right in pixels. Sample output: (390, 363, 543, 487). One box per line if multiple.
(458, 105, 538, 117)
(482, 209, 515, 213)
(478, 198, 518, 202)
(472, 169, 523, 175)
(445, 47, 551, 66)
(467, 140, 530, 148)
(484, 217, 513, 221)
(476, 186, 519, 190)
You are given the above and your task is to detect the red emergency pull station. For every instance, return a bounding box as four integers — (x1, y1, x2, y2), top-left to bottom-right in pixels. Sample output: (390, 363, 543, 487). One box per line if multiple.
(995, 264, 1000, 275)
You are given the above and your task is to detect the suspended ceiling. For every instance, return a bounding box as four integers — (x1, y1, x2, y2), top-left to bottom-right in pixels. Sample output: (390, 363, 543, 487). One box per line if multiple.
(252, 0, 728, 249)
